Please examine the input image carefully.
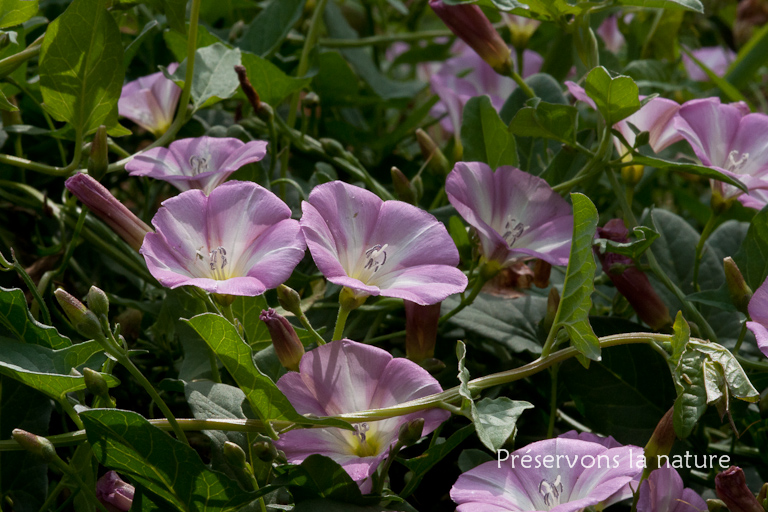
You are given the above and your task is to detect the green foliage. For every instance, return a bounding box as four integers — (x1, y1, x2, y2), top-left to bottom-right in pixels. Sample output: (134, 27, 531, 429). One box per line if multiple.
(616, 0, 703, 12)
(0, 0, 38, 29)
(508, 99, 578, 145)
(168, 43, 242, 111)
(0, 287, 71, 349)
(460, 96, 518, 169)
(631, 155, 748, 193)
(585, 66, 641, 126)
(238, 0, 306, 57)
(735, 206, 768, 290)
(240, 52, 311, 107)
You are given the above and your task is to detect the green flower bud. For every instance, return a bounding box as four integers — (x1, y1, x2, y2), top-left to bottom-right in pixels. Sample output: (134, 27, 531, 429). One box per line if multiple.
(87, 286, 109, 318)
(87, 126, 109, 182)
(416, 129, 451, 176)
(54, 288, 104, 340)
(543, 287, 560, 333)
(252, 441, 279, 462)
(644, 407, 676, 473)
(12, 429, 58, 463)
(276, 284, 303, 318)
(398, 418, 425, 446)
(83, 368, 110, 398)
(391, 167, 417, 205)
(724, 257, 752, 315)
(223, 441, 248, 469)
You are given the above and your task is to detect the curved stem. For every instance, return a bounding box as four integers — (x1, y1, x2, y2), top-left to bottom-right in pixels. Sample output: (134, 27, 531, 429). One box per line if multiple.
(0, 131, 82, 176)
(333, 303, 352, 341)
(692, 211, 720, 292)
(507, 68, 535, 98)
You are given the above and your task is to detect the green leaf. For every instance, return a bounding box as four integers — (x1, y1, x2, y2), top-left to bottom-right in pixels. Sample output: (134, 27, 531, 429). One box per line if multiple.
(585, 66, 641, 126)
(229, 294, 269, 347)
(159, 0, 187, 34)
(276, 454, 367, 505)
(240, 51, 311, 107)
(124, 20, 160, 68)
(0, 0, 38, 29)
(312, 51, 362, 106)
(448, 216, 472, 263)
(0, 338, 118, 399)
(471, 398, 533, 452)
(81, 409, 263, 511)
(399, 425, 475, 498)
(500, 73, 568, 124)
(593, 226, 659, 260)
(163, 23, 225, 62)
(238, 0, 305, 57)
(185, 313, 351, 430)
(168, 43, 241, 110)
(457, 340, 472, 403)
(616, 0, 703, 12)
(689, 341, 759, 402)
(508, 100, 578, 145)
(39, 0, 124, 136)
(551, 193, 600, 363)
(672, 350, 707, 439)
(0, 287, 71, 349)
(461, 96, 518, 169)
(734, 206, 768, 290)
(726, 23, 768, 89)
(670, 311, 690, 366)
(0, 88, 18, 111)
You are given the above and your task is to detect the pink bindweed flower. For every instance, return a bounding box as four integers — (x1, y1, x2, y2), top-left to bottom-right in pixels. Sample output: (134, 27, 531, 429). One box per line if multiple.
(638, 466, 707, 512)
(450, 432, 642, 512)
(96, 471, 135, 512)
(431, 42, 543, 134)
(565, 82, 682, 154)
(274, 339, 449, 492)
(683, 47, 737, 82)
(118, 63, 181, 136)
(140, 180, 305, 296)
(65, 173, 152, 252)
(126, 136, 268, 195)
(747, 277, 768, 357)
(674, 98, 768, 209)
(597, 16, 625, 54)
(446, 162, 573, 269)
(300, 181, 468, 305)
(715, 466, 763, 512)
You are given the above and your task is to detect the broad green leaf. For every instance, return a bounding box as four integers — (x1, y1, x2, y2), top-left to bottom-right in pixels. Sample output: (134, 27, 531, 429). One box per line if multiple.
(561, 344, 675, 445)
(276, 454, 368, 505)
(457, 340, 472, 403)
(500, 73, 568, 124)
(442, 293, 545, 355)
(551, 193, 600, 363)
(312, 51, 362, 106)
(0, 377, 51, 512)
(702, 360, 726, 407)
(0, 88, 17, 111)
(230, 294, 269, 347)
(670, 311, 690, 366)
(672, 350, 707, 438)
(39, 0, 124, 136)
(0, 287, 71, 349)
(585, 66, 641, 126)
(238, 0, 305, 57)
(471, 398, 533, 452)
(240, 51, 311, 107)
(160, 0, 187, 34)
(399, 425, 475, 498)
(185, 313, 351, 430)
(81, 409, 263, 511)
(689, 341, 759, 402)
(734, 206, 768, 290)
(593, 226, 659, 260)
(124, 20, 159, 68)
(616, 0, 703, 12)
(461, 96, 518, 169)
(0, 338, 118, 399)
(508, 100, 578, 145)
(163, 23, 226, 62)
(0, 0, 38, 29)
(168, 43, 241, 110)
(727, 23, 768, 89)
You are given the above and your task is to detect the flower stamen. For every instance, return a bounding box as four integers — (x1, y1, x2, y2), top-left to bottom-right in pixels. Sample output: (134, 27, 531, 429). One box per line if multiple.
(502, 216, 527, 247)
(726, 150, 749, 174)
(209, 246, 228, 280)
(539, 475, 563, 508)
(189, 155, 209, 175)
(364, 244, 389, 273)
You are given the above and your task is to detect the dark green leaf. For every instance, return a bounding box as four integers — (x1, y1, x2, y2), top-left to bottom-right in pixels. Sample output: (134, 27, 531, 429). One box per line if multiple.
(585, 66, 641, 126)
(240, 52, 310, 107)
(39, 0, 124, 136)
(471, 398, 533, 452)
(508, 100, 578, 145)
(551, 193, 600, 362)
(448, 216, 472, 263)
(593, 226, 659, 260)
(672, 350, 707, 438)
(457, 340, 472, 403)
(123, 20, 159, 68)
(500, 73, 568, 124)
(0, 287, 71, 349)
(670, 311, 690, 366)
(0, 88, 18, 111)
(276, 455, 368, 504)
(163, 23, 225, 62)
(461, 96, 518, 169)
(160, 0, 187, 34)
(81, 409, 263, 511)
(734, 206, 768, 290)
(238, 0, 305, 57)
(631, 155, 748, 193)
(168, 43, 241, 110)
(229, 294, 269, 347)
(690, 341, 759, 402)
(0, 0, 38, 29)
(616, 0, 703, 12)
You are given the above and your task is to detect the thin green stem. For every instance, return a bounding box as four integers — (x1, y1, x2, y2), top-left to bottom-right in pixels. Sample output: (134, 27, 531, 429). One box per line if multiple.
(297, 313, 326, 345)
(333, 303, 352, 341)
(374, 441, 404, 495)
(546, 364, 559, 438)
(366, 329, 406, 344)
(692, 211, 720, 292)
(2, 249, 52, 325)
(507, 68, 535, 99)
(733, 321, 749, 353)
(0, 131, 82, 176)
(58, 398, 84, 430)
(0, 34, 43, 79)
(38, 478, 67, 512)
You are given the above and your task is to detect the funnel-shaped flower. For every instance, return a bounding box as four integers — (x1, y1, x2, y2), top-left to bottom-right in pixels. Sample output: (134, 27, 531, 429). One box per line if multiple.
(126, 136, 268, 195)
(566, 82, 681, 154)
(118, 63, 181, 136)
(300, 181, 467, 305)
(747, 277, 768, 358)
(140, 180, 305, 296)
(96, 471, 135, 512)
(431, 43, 542, 134)
(683, 47, 736, 82)
(446, 162, 573, 268)
(451, 434, 641, 512)
(597, 16, 625, 54)
(274, 339, 449, 492)
(638, 466, 706, 512)
(674, 98, 768, 208)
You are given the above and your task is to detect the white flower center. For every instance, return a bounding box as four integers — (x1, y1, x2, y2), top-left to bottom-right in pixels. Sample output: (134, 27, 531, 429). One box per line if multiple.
(351, 422, 379, 457)
(208, 246, 228, 280)
(189, 155, 209, 175)
(539, 475, 564, 508)
(726, 150, 749, 174)
(501, 216, 528, 247)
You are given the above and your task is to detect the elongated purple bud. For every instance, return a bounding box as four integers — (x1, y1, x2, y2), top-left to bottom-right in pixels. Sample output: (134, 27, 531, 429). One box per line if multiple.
(405, 300, 441, 363)
(65, 173, 152, 252)
(259, 309, 304, 371)
(724, 257, 752, 315)
(429, 0, 513, 75)
(596, 220, 672, 330)
(96, 471, 135, 512)
(716, 467, 763, 512)
(54, 288, 104, 340)
(12, 429, 58, 463)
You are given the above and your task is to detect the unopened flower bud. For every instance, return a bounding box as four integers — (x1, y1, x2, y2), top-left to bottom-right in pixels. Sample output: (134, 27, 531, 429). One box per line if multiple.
(533, 260, 551, 288)
(54, 288, 104, 340)
(392, 167, 417, 205)
(339, 286, 367, 314)
(223, 441, 248, 469)
(259, 309, 304, 371)
(87, 126, 109, 182)
(87, 286, 109, 318)
(276, 284, 303, 317)
(12, 429, 58, 463)
(65, 173, 152, 252)
(419, 357, 446, 374)
(416, 129, 450, 176)
(96, 471, 135, 512)
(543, 287, 560, 333)
(707, 499, 727, 512)
(252, 441, 279, 462)
(429, 0, 513, 75)
(724, 257, 752, 315)
(715, 467, 763, 512)
(621, 164, 645, 186)
(83, 368, 111, 399)
(303, 92, 320, 109)
(644, 407, 676, 472)
(398, 418, 425, 446)
(0, 32, 10, 51)
(405, 300, 441, 363)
